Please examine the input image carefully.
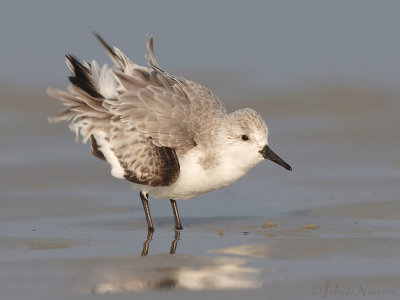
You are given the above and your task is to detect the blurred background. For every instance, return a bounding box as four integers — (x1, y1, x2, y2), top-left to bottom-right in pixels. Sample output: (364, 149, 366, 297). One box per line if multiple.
(1, 1, 400, 299)
(2, 0, 400, 90)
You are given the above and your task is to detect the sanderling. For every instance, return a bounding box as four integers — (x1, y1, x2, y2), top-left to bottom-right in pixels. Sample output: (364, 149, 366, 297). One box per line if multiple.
(48, 34, 292, 231)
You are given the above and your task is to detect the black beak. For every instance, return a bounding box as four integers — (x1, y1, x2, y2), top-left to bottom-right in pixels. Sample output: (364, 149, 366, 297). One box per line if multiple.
(260, 145, 292, 171)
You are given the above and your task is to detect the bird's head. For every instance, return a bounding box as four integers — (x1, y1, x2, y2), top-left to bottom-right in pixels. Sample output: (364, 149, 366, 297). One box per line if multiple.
(223, 108, 292, 171)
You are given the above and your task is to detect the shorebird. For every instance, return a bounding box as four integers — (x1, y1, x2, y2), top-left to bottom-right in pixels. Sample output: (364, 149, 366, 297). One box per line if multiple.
(48, 34, 292, 231)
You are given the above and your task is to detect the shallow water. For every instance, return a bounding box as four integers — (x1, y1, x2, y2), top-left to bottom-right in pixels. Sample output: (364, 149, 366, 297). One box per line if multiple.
(1, 85, 400, 299)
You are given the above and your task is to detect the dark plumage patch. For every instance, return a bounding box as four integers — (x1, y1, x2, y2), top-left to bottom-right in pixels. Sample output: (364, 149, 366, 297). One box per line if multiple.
(65, 54, 103, 99)
(123, 146, 180, 187)
(90, 135, 106, 161)
(156, 146, 180, 185)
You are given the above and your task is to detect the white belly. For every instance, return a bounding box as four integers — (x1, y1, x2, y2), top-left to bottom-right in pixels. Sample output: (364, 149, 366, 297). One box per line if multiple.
(136, 147, 258, 200)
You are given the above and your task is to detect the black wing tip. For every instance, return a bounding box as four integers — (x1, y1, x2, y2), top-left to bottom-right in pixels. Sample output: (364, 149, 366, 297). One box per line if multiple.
(65, 53, 83, 72)
(65, 53, 74, 59)
(65, 53, 82, 66)
(65, 53, 103, 99)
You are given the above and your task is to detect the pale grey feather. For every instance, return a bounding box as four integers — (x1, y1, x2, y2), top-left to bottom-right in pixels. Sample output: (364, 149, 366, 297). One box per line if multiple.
(106, 67, 226, 154)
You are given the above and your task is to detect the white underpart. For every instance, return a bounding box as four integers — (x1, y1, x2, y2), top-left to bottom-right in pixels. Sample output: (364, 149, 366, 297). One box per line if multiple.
(137, 143, 265, 200)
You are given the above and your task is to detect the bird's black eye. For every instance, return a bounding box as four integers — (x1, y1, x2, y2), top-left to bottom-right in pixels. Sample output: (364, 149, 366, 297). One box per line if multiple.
(241, 135, 249, 141)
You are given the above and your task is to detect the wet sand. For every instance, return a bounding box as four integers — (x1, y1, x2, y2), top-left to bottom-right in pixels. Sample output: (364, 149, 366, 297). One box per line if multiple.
(1, 83, 400, 299)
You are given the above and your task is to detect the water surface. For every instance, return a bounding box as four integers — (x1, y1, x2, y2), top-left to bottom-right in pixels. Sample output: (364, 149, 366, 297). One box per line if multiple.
(1, 84, 399, 299)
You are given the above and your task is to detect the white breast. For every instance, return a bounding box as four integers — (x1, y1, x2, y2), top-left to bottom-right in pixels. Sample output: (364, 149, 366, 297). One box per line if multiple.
(142, 147, 257, 200)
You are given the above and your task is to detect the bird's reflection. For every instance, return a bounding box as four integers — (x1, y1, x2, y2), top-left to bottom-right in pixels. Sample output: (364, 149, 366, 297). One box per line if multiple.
(141, 230, 180, 256)
(83, 230, 261, 294)
(169, 230, 180, 254)
(140, 231, 153, 256)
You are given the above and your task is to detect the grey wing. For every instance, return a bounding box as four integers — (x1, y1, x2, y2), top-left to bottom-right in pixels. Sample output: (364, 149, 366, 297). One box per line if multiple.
(102, 34, 226, 155)
(105, 68, 226, 154)
(144, 35, 227, 118)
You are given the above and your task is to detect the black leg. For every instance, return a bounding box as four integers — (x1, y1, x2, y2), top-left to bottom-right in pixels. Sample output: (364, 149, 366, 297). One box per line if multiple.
(170, 199, 183, 230)
(141, 230, 153, 256)
(140, 191, 154, 231)
(169, 230, 180, 254)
